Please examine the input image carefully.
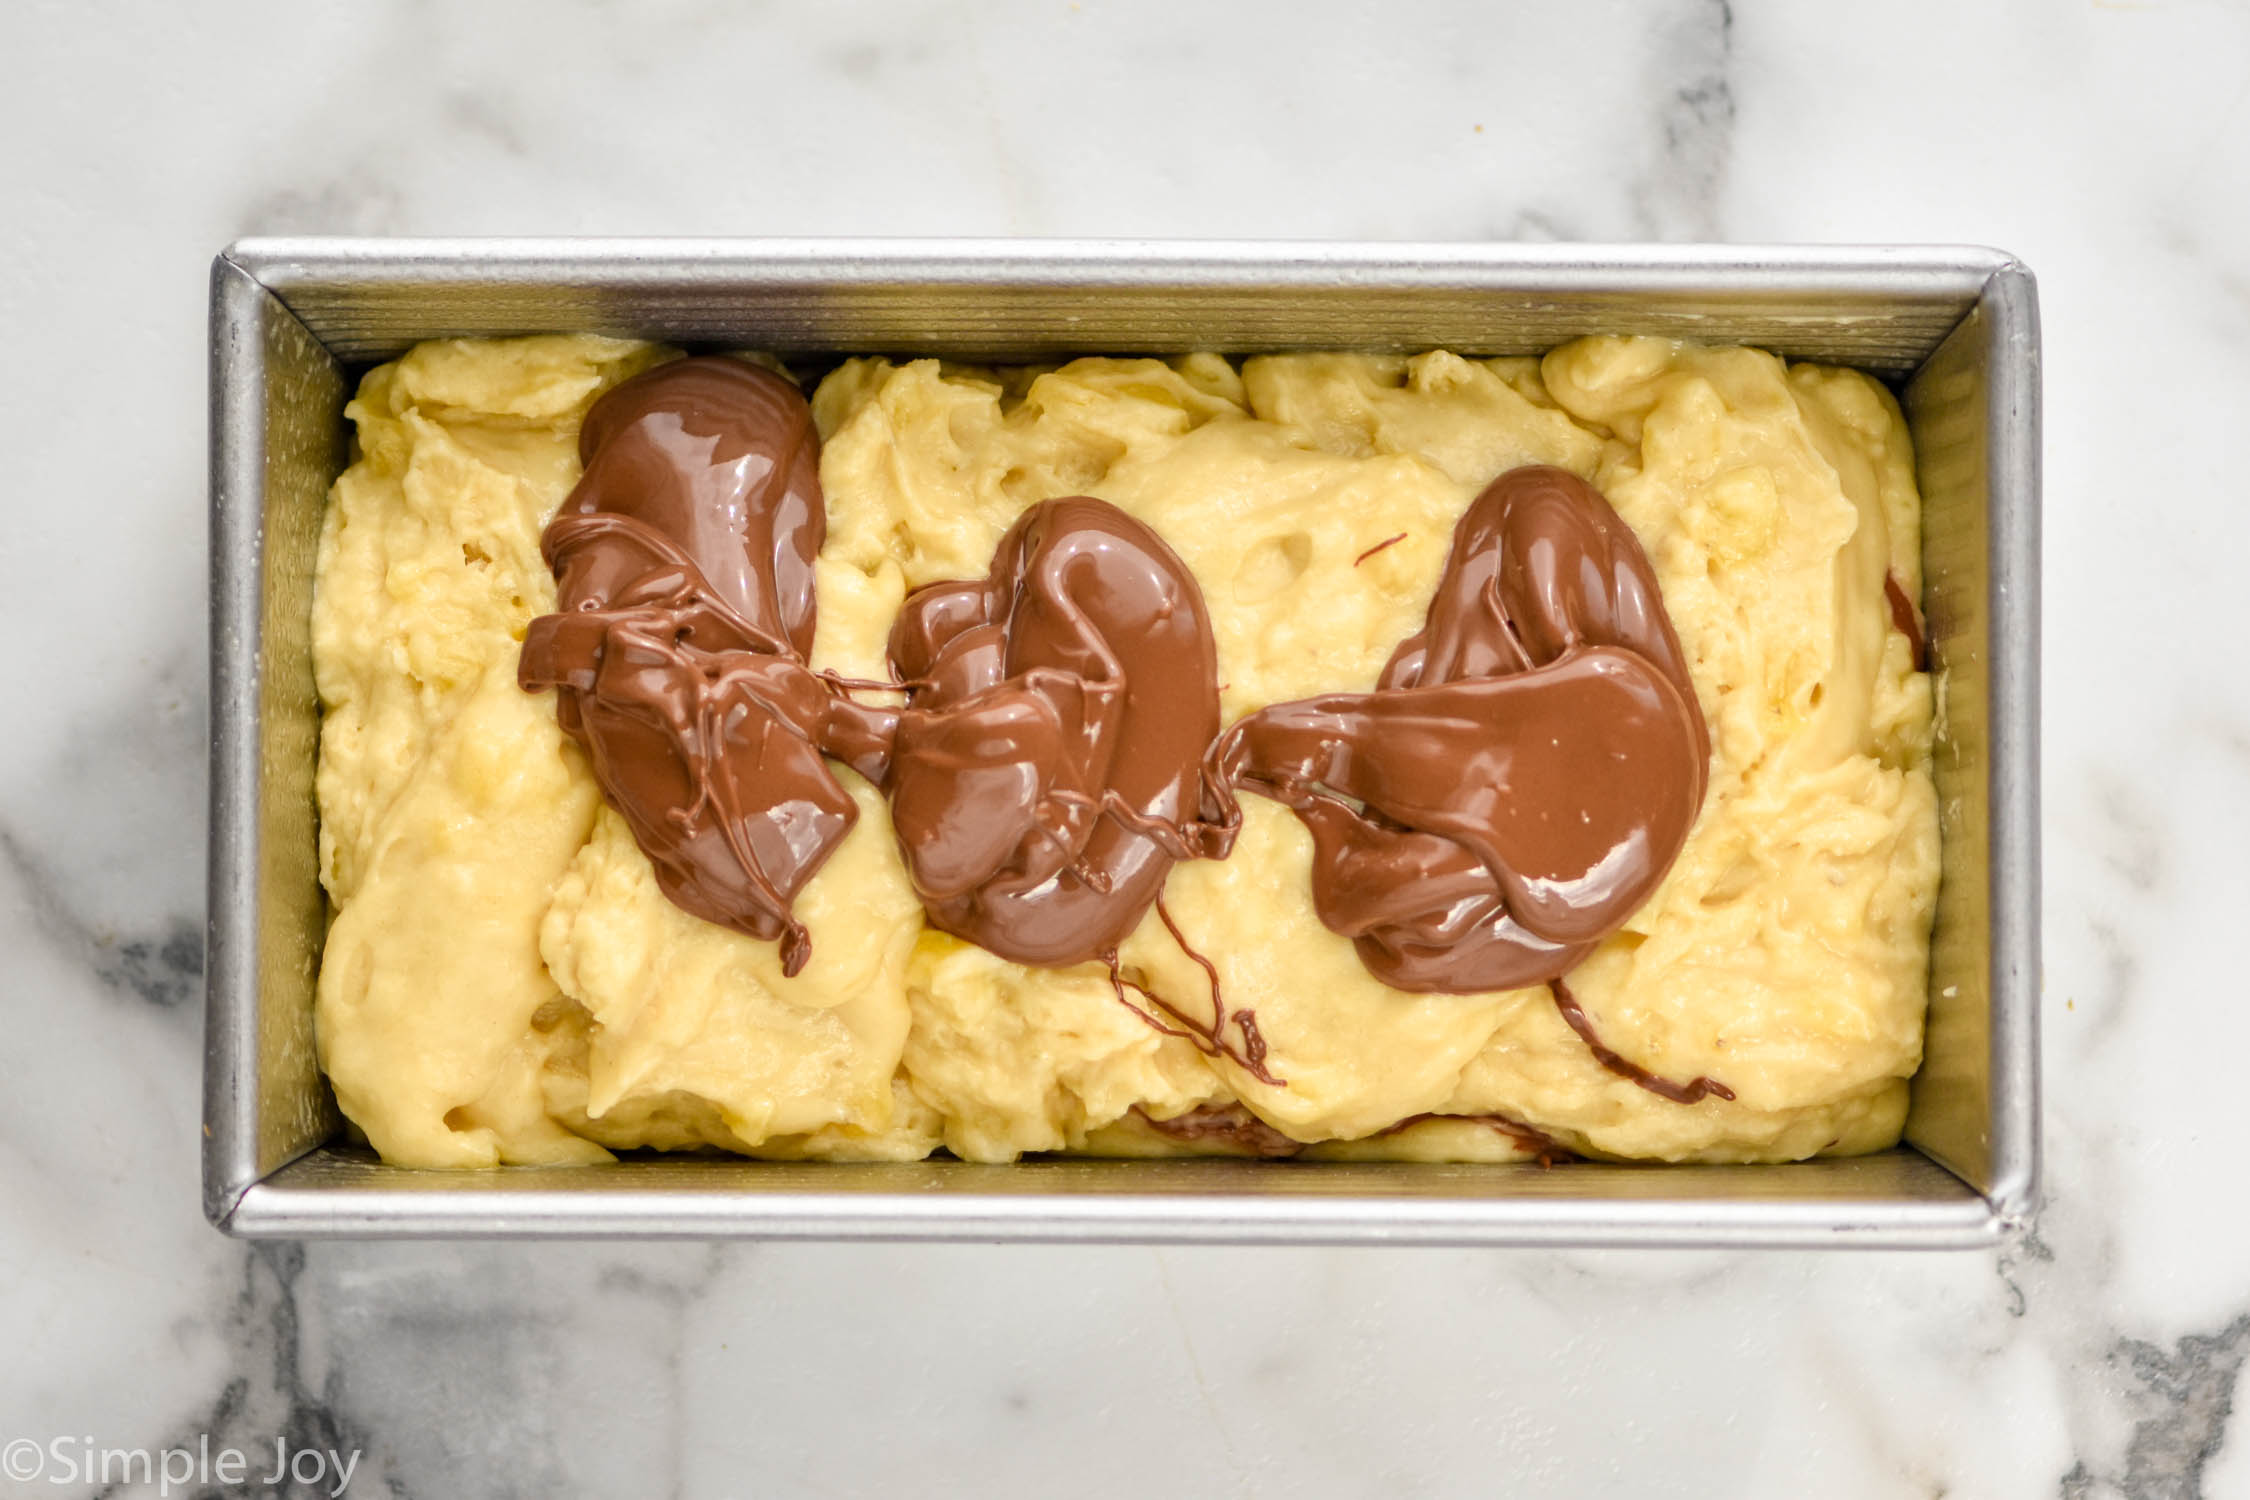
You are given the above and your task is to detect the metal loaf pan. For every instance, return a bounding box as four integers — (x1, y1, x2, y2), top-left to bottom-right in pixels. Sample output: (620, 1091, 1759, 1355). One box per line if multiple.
(206, 240, 2039, 1246)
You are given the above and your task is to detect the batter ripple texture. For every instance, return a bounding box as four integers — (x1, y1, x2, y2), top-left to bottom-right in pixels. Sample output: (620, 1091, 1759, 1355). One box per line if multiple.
(310, 336, 1938, 1167)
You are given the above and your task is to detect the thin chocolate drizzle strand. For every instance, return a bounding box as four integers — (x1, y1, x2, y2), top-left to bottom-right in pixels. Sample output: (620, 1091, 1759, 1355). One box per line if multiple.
(1378, 1111, 1576, 1166)
(1884, 570, 1930, 672)
(1354, 531, 1408, 566)
(1133, 1103, 1305, 1158)
(518, 357, 896, 976)
(1548, 977, 1734, 1105)
(1103, 900, 1284, 1086)
(1211, 464, 1712, 998)
(877, 496, 1240, 968)
(1134, 1104, 1574, 1165)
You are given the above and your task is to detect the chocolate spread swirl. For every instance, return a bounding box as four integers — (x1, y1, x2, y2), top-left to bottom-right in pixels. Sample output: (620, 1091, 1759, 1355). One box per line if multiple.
(1378, 1110, 1575, 1165)
(880, 496, 1238, 968)
(1133, 1103, 1304, 1158)
(1548, 977, 1732, 1105)
(518, 357, 889, 975)
(1211, 465, 1711, 995)
(1135, 1103, 1573, 1164)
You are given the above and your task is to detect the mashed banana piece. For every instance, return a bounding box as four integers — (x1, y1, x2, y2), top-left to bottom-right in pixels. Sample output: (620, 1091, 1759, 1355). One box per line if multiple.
(536, 776, 921, 1153)
(312, 335, 1937, 1168)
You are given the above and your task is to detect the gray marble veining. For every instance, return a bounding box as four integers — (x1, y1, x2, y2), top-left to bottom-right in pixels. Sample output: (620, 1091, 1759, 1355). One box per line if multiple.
(4, 0, 2248, 1494)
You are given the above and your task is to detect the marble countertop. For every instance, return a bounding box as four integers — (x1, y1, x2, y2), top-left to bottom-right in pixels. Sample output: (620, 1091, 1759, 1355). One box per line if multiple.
(5, 1, 2245, 1494)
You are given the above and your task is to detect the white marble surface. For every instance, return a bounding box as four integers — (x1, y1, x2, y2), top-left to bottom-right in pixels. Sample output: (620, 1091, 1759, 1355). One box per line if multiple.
(3, 0, 2246, 1494)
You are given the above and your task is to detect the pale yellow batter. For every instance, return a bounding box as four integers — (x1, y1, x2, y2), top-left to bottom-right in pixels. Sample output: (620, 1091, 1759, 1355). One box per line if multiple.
(311, 335, 1937, 1168)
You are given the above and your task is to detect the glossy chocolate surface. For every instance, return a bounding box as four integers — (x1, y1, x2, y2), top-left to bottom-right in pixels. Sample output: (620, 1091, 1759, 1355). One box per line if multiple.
(1214, 465, 1710, 993)
(519, 357, 876, 975)
(881, 497, 1237, 968)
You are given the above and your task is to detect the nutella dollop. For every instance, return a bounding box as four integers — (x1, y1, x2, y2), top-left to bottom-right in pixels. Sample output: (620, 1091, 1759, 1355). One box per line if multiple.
(1212, 465, 1710, 994)
(880, 497, 1237, 967)
(519, 357, 888, 975)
